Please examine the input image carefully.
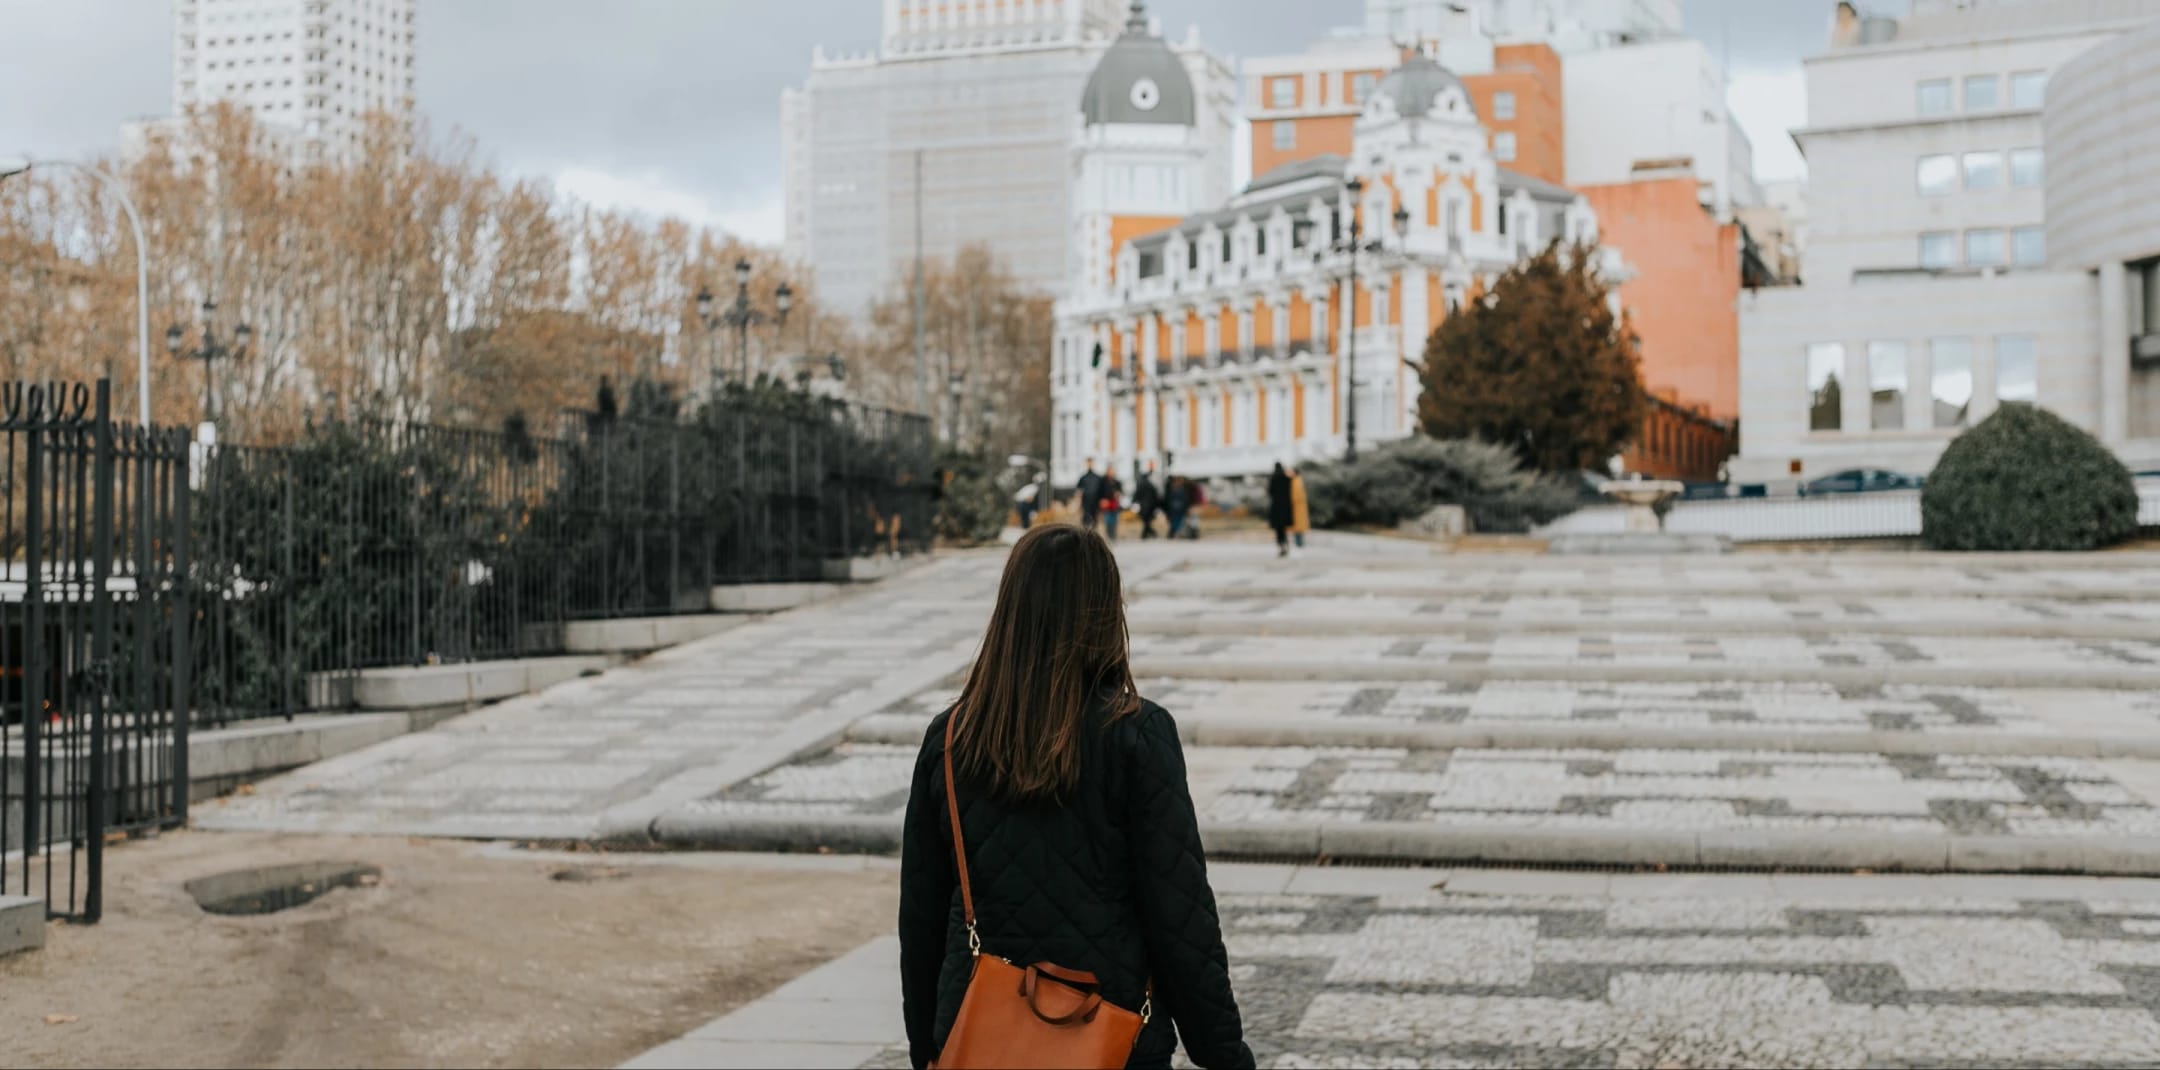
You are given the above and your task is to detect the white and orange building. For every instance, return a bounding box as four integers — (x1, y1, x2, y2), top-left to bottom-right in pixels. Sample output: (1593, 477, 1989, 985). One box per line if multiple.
(1051, 42, 1613, 488)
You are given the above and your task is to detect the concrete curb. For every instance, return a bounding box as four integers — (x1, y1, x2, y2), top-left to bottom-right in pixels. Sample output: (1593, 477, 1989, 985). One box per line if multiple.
(842, 713, 2160, 760)
(1137, 582, 2160, 603)
(1133, 657, 2160, 691)
(641, 812, 2160, 876)
(0, 895, 44, 957)
(1126, 613, 2160, 642)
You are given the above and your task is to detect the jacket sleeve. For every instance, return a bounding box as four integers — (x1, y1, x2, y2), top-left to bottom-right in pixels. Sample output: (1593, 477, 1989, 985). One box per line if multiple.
(898, 716, 955, 1069)
(1126, 708, 1255, 1070)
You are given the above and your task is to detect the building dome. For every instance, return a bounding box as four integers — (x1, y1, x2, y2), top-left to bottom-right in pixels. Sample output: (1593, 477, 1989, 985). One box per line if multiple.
(1370, 51, 1475, 121)
(1080, 3, 1196, 126)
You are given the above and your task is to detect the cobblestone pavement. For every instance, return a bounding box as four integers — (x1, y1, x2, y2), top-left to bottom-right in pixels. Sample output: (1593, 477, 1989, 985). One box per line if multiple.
(1131, 592, 2160, 626)
(1129, 679, 2160, 740)
(801, 868, 2160, 1069)
(1133, 632, 2160, 671)
(687, 740, 2160, 842)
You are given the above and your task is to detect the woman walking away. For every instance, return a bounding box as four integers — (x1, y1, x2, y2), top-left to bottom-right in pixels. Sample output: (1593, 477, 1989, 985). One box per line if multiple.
(1163, 477, 1191, 539)
(900, 526, 1254, 1070)
(1266, 463, 1294, 558)
(1288, 467, 1311, 551)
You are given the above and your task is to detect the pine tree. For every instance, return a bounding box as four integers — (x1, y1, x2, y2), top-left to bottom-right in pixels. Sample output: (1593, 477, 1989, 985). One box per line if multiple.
(1416, 241, 1648, 473)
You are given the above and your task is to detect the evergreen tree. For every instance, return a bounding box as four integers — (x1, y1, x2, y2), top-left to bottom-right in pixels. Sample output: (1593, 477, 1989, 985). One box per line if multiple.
(1416, 241, 1648, 473)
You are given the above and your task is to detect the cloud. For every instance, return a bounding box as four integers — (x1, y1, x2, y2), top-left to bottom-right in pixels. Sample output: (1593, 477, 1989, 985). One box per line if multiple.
(1727, 65, 1809, 182)
(552, 167, 785, 244)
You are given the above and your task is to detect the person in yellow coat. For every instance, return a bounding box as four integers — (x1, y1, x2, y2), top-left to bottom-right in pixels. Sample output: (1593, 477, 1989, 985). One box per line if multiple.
(1288, 466, 1311, 551)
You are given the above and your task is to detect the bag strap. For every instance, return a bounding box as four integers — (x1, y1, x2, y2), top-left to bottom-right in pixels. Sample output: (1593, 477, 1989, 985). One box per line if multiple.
(942, 711, 981, 954)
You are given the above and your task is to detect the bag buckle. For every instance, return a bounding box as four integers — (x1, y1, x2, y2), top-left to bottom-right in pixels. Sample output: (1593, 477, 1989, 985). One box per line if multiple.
(967, 921, 981, 957)
(1140, 995, 1152, 1023)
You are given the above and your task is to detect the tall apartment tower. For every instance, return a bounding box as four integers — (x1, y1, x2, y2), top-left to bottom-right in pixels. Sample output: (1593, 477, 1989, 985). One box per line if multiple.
(782, 0, 1236, 317)
(170, 0, 416, 162)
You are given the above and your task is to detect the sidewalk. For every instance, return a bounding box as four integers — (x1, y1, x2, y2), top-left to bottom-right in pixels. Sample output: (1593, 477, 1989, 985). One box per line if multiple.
(619, 859, 2160, 1068)
(619, 936, 904, 1070)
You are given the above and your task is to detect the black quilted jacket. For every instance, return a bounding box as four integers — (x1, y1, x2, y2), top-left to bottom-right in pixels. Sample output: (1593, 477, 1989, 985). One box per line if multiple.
(899, 701, 1254, 1070)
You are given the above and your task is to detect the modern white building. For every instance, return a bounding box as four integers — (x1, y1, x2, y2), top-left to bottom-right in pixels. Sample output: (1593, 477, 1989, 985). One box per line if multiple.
(1051, 49, 1611, 488)
(1562, 36, 1760, 218)
(781, 0, 1235, 318)
(1735, 0, 2160, 485)
(168, 0, 415, 163)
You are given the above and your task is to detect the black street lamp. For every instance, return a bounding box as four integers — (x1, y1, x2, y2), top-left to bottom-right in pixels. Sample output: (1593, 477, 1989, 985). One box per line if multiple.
(1296, 177, 1399, 463)
(165, 299, 251, 424)
(695, 259, 791, 386)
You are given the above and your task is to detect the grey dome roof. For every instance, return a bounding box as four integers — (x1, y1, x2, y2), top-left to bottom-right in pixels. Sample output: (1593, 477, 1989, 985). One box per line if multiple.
(1080, 4, 1195, 126)
(1373, 52, 1474, 120)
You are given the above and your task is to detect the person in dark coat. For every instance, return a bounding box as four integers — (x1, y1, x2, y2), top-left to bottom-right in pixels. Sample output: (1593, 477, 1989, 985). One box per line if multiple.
(1163, 476, 1191, 539)
(899, 526, 1254, 1070)
(1266, 462, 1295, 557)
(1077, 458, 1104, 532)
(1135, 462, 1163, 540)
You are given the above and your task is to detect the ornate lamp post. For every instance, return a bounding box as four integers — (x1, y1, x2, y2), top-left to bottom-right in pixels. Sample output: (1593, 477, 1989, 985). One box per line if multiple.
(695, 259, 791, 386)
(164, 299, 251, 424)
(1296, 177, 1402, 463)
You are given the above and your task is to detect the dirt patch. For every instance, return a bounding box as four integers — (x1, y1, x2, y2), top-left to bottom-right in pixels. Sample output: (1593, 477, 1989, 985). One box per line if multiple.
(0, 830, 899, 1068)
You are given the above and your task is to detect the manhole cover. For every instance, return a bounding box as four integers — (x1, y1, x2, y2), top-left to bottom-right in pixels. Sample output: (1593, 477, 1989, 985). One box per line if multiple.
(184, 861, 381, 916)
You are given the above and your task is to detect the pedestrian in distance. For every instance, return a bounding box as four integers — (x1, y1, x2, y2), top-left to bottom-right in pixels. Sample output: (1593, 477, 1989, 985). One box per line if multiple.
(1135, 462, 1162, 540)
(1163, 476, 1191, 540)
(1098, 470, 1125, 543)
(1077, 458, 1103, 532)
(1266, 462, 1294, 558)
(899, 525, 1255, 1070)
(1288, 466, 1311, 552)
(1014, 479, 1041, 530)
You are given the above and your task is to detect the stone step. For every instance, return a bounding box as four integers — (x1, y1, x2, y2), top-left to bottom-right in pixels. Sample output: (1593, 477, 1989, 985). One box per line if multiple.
(1126, 612, 2160, 641)
(655, 740, 2160, 876)
(0, 895, 44, 957)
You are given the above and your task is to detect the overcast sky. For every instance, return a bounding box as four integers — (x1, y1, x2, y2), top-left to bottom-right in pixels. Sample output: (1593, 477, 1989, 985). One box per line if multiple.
(1, 1, 1858, 245)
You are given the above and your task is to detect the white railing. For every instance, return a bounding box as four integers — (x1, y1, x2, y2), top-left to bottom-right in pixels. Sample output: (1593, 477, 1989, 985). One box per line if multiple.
(1538, 480, 2160, 543)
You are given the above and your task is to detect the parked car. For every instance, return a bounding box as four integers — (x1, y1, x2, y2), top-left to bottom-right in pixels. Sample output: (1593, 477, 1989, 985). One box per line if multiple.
(1802, 468, 1924, 495)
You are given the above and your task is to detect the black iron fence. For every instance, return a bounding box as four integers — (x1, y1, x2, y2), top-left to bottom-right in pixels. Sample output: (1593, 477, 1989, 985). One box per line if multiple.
(4, 377, 931, 923)
(2, 382, 191, 924)
(186, 389, 935, 727)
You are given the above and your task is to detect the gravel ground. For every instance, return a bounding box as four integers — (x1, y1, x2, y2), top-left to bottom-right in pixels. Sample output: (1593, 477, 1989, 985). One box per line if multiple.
(0, 831, 897, 1069)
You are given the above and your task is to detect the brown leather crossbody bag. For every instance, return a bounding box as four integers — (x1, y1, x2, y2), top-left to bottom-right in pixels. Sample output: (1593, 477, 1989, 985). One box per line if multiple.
(932, 713, 1150, 1069)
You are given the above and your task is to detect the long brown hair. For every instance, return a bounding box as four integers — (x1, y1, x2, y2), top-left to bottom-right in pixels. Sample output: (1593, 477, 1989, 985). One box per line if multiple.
(948, 524, 1140, 803)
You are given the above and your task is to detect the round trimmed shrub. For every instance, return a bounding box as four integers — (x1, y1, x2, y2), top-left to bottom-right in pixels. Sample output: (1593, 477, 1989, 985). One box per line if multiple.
(1921, 403, 2139, 551)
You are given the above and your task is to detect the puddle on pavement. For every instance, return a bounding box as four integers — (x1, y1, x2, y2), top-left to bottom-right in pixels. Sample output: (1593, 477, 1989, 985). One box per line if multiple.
(550, 866, 630, 883)
(185, 861, 382, 916)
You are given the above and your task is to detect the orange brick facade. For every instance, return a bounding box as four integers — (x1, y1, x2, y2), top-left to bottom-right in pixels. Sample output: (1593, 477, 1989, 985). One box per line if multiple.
(1246, 45, 1563, 187)
(1578, 175, 1740, 421)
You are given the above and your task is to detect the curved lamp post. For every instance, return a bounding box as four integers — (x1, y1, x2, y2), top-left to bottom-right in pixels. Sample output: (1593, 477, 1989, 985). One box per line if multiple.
(0, 156, 153, 426)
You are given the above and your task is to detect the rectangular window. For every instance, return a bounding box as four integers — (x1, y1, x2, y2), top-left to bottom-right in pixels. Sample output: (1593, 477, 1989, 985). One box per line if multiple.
(1996, 334, 2037, 402)
(1268, 77, 1296, 109)
(1931, 337, 1974, 428)
(1916, 78, 1952, 116)
(1493, 131, 1517, 161)
(1964, 75, 1999, 111)
(1807, 342, 1844, 432)
(1272, 120, 1295, 151)
(1351, 72, 1376, 102)
(1965, 228, 2005, 267)
(2010, 70, 2046, 108)
(1917, 154, 1957, 195)
(1493, 90, 1516, 120)
(1963, 150, 2003, 191)
(2010, 147, 2043, 187)
(2013, 226, 2045, 267)
(1920, 231, 1957, 269)
(1870, 341, 1908, 430)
